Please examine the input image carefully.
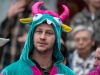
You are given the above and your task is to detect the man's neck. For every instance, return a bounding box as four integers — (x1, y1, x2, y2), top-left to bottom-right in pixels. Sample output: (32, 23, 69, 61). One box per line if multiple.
(30, 50, 53, 69)
(88, 5, 100, 14)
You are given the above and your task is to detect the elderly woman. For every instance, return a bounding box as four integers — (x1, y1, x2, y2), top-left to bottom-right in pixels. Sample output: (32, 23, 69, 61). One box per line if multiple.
(68, 25, 95, 75)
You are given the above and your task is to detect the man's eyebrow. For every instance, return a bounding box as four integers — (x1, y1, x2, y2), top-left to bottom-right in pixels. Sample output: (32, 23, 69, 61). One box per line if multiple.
(47, 30, 54, 32)
(36, 28, 41, 30)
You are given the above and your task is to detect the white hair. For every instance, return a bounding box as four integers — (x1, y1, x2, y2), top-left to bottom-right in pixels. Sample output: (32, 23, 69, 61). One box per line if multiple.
(72, 25, 94, 38)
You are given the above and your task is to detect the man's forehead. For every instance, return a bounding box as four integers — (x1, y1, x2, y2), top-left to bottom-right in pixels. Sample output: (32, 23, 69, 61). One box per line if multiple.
(36, 24, 54, 31)
(95, 48, 100, 55)
(96, 48, 100, 52)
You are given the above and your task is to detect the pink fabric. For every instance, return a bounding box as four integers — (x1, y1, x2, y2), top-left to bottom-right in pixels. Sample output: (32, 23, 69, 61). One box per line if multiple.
(32, 2, 69, 22)
(59, 5, 69, 22)
(32, 2, 43, 15)
(49, 66, 57, 75)
(30, 66, 57, 75)
(87, 65, 100, 75)
(30, 66, 42, 75)
(32, 2, 59, 17)
(38, 10, 59, 17)
(0, 73, 3, 75)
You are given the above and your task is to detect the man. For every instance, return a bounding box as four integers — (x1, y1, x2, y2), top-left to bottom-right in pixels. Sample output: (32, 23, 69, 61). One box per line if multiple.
(93, 46, 100, 68)
(0, 0, 37, 71)
(0, 2, 75, 75)
(66, 0, 100, 51)
(87, 45, 100, 75)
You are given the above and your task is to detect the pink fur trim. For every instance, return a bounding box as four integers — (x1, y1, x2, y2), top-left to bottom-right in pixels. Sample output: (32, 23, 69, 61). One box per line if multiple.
(49, 66, 57, 75)
(87, 65, 100, 75)
(39, 10, 59, 17)
(30, 66, 42, 75)
(32, 2, 69, 22)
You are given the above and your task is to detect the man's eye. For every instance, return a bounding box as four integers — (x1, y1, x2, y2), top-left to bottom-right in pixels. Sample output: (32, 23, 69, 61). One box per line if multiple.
(97, 57, 100, 60)
(47, 32, 52, 34)
(95, 57, 100, 60)
(36, 31, 42, 33)
(46, 32, 54, 35)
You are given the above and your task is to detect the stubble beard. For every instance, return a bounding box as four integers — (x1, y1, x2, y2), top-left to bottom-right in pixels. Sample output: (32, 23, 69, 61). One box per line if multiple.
(34, 46, 53, 54)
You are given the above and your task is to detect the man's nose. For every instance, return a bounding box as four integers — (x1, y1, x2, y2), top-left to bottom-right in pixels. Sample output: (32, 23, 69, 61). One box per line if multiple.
(93, 60, 98, 67)
(40, 32, 46, 40)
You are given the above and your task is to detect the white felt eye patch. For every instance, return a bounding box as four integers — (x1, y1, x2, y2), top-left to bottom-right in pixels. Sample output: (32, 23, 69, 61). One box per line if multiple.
(33, 14, 43, 21)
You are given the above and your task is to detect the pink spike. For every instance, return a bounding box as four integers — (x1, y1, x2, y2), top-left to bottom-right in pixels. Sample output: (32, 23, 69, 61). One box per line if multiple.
(39, 10, 59, 17)
(32, 2, 44, 15)
(32, 2, 70, 23)
(59, 5, 70, 22)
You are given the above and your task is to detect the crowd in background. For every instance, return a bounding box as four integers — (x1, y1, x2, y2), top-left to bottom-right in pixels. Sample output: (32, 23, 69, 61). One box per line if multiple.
(0, 0, 100, 75)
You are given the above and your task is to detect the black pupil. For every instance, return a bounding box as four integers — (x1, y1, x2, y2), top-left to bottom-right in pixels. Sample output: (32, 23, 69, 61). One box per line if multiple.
(58, 19, 61, 21)
(35, 15, 38, 17)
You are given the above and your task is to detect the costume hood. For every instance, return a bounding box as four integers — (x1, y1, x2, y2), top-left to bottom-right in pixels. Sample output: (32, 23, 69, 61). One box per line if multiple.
(19, 1, 72, 66)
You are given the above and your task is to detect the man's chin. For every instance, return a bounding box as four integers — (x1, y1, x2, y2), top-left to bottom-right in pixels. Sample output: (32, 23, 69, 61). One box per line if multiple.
(37, 50, 49, 54)
(37, 48, 47, 52)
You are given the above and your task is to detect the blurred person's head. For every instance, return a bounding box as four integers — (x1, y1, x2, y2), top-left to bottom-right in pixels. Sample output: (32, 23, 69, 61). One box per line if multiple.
(93, 45, 100, 68)
(84, 0, 100, 10)
(72, 25, 95, 56)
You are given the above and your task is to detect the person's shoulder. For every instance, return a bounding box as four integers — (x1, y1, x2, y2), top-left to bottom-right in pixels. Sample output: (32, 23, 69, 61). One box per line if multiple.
(72, 11, 84, 20)
(71, 8, 86, 21)
(1, 61, 20, 75)
(74, 11, 83, 17)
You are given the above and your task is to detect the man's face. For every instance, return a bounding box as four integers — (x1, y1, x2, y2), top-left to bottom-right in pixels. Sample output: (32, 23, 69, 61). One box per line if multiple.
(93, 47, 100, 68)
(74, 30, 94, 54)
(88, 0, 100, 8)
(33, 23, 56, 53)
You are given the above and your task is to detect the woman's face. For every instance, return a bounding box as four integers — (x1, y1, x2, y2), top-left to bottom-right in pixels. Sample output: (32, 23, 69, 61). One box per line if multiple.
(74, 30, 94, 54)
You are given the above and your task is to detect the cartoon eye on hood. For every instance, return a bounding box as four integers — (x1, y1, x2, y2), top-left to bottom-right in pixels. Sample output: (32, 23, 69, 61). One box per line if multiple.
(19, 2, 72, 32)
(33, 14, 43, 21)
(53, 17, 62, 25)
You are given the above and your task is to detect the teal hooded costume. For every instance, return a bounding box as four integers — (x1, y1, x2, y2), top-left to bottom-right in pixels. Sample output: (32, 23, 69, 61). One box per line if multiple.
(1, 2, 75, 75)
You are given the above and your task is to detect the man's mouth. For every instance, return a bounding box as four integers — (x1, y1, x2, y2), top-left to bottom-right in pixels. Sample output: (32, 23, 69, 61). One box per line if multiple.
(38, 42, 47, 45)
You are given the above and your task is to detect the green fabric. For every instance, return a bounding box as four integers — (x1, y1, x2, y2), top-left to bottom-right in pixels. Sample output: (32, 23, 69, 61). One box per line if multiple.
(1, 14, 75, 75)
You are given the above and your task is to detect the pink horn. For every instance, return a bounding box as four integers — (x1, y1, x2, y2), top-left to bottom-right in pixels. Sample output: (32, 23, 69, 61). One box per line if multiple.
(59, 5, 70, 22)
(32, 2, 44, 15)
